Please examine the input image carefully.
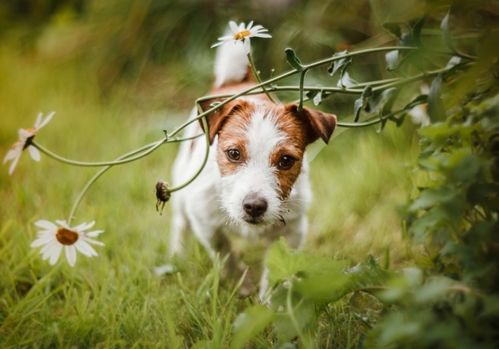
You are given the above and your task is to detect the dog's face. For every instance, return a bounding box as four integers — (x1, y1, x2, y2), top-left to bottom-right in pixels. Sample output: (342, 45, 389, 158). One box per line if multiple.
(203, 99, 336, 226)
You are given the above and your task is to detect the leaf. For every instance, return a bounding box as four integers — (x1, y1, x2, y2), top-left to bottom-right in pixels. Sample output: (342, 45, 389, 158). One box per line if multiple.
(383, 22, 403, 39)
(400, 17, 426, 47)
(445, 56, 462, 69)
(385, 50, 400, 71)
(272, 290, 317, 342)
(231, 305, 274, 349)
(409, 188, 457, 211)
(284, 48, 303, 71)
(377, 87, 399, 131)
(328, 50, 351, 77)
(337, 71, 357, 88)
(404, 94, 428, 111)
(266, 240, 389, 302)
(312, 90, 322, 106)
(427, 75, 446, 121)
(441, 10, 454, 52)
(353, 86, 373, 122)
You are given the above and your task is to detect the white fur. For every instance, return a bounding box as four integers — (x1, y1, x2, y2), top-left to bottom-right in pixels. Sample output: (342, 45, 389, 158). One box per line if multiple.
(214, 39, 249, 88)
(220, 109, 285, 228)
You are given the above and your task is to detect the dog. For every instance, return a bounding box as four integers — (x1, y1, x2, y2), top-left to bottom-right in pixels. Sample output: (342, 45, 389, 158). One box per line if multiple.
(164, 33, 336, 299)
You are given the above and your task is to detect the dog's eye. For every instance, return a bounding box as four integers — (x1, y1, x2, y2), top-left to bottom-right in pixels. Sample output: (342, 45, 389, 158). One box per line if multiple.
(277, 155, 296, 170)
(226, 148, 241, 162)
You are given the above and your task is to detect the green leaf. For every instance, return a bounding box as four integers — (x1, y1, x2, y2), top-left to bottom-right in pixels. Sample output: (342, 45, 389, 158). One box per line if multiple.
(377, 87, 399, 131)
(354, 86, 373, 122)
(328, 50, 351, 77)
(409, 188, 457, 211)
(404, 94, 428, 111)
(266, 240, 389, 302)
(385, 50, 400, 71)
(231, 305, 275, 349)
(428, 75, 446, 121)
(284, 48, 304, 71)
(441, 10, 454, 52)
(383, 22, 403, 39)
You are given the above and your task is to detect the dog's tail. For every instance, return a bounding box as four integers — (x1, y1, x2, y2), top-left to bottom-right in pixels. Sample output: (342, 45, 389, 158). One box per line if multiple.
(213, 34, 251, 88)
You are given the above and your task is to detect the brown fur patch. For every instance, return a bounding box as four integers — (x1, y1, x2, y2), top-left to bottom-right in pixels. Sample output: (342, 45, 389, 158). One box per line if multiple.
(216, 103, 255, 176)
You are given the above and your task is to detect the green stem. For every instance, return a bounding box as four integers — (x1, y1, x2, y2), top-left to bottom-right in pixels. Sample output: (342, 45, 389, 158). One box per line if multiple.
(247, 52, 276, 103)
(297, 69, 308, 111)
(171, 46, 418, 137)
(67, 139, 164, 224)
(168, 117, 211, 192)
(286, 282, 307, 347)
(31, 134, 202, 168)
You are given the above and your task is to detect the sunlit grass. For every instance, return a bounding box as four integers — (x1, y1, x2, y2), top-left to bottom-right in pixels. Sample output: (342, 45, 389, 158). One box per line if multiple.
(0, 40, 419, 347)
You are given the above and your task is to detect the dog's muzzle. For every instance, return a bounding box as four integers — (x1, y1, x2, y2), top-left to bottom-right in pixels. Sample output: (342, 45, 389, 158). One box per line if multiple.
(242, 192, 268, 224)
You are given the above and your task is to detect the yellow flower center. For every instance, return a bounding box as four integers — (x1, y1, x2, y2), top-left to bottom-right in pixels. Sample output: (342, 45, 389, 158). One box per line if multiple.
(56, 228, 79, 245)
(234, 30, 251, 41)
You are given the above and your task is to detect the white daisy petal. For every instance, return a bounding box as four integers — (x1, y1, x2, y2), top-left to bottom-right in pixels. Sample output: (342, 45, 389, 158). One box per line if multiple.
(254, 33, 272, 38)
(35, 230, 53, 238)
(3, 148, 18, 163)
(18, 128, 32, 139)
(31, 235, 55, 248)
(41, 240, 58, 258)
(55, 220, 69, 227)
(49, 244, 62, 265)
(83, 237, 105, 246)
(217, 35, 233, 41)
(38, 112, 54, 129)
(75, 221, 95, 232)
(35, 220, 57, 230)
(243, 39, 251, 54)
(75, 240, 98, 257)
(86, 229, 104, 237)
(8, 153, 21, 175)
(65, 245, 77, 266)
(238, 22, 245, 31)
(34, 112, 43, 128)
(28, 146, 41, 162)
(211, 42, 224, 48)
(247, 21, 254, 29)
(251, 25, 264, 31)
(229, 21, 239, 33)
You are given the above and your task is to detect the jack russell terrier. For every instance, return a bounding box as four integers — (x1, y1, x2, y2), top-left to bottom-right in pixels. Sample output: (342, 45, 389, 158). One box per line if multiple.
(163, 33, 336, 299)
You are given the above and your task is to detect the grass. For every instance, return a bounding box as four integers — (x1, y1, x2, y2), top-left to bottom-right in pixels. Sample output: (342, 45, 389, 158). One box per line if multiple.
(0, 40, 419, 348)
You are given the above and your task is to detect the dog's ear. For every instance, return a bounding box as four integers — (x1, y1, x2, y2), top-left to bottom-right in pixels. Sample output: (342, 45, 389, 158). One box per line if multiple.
(198, 99, 249, 144)
(285, 104, 337, 144)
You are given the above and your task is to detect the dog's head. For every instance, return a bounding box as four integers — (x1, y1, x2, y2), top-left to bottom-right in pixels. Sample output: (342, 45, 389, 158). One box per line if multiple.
(201, 99, 336, 226)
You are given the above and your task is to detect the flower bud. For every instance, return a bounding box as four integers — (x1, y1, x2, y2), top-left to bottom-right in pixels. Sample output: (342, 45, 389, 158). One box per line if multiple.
(155, 180, 171, 214)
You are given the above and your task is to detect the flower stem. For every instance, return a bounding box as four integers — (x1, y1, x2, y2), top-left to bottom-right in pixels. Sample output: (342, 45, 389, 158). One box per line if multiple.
(168, 116, 211, 193)
(67, 139, 164, 224)
(171, 46, 418, 138)
(31, 133, 203, 168)
(297, 69, 308, 111)
(247, 52, 276, 103)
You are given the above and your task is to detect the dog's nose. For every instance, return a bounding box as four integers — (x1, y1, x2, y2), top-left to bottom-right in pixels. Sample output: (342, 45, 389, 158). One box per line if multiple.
(242, 193, 268, 218)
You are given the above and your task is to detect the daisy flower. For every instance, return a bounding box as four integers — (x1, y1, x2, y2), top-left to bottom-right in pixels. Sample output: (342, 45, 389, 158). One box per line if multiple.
(211, 21, 272, 53)
(31, 219, 104, 267)
(3, 111, 54, 175)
